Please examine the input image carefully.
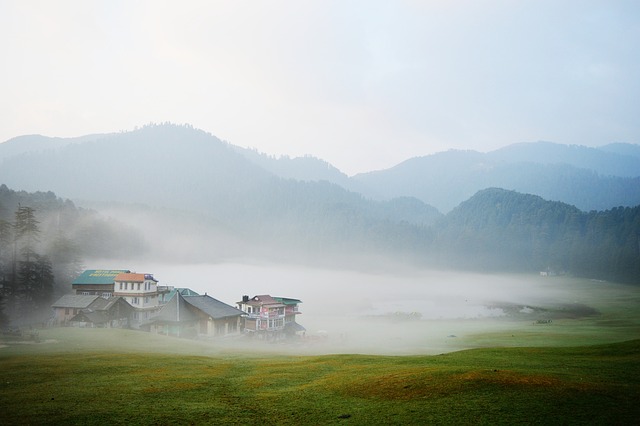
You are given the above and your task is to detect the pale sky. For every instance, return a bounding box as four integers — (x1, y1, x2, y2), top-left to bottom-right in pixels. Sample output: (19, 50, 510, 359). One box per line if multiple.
(1, 0, 638, 175)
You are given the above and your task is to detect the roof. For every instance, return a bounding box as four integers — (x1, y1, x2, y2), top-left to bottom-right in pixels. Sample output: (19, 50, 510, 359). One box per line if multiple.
(150, 292, 198, 323)
(114, 273, 157, 282)
(52, 294, 101, 309)
(101, 297, 131, 311)
(70, 310, 109, 324)
(285, 322, 306, 332)
(162, 287, 199, 303)
(87, 297, 110, 310)
(184, 295, 245, 320)
(241, 295, 284, 307)
(273, 297, 302, 305)
(72, 270, 129, 286)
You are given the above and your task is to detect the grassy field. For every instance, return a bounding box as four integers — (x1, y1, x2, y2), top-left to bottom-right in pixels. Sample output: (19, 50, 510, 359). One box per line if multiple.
(2, 276, 639, 424)
(1, 328, 639, 425)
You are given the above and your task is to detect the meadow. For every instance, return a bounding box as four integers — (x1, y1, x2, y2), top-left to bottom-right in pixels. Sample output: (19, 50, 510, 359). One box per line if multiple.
(1, 329, 639, 424)
(2, 271, 639, 424)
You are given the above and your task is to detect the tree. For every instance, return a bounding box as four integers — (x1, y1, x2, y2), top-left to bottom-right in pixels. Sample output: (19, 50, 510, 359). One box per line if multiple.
(11, 205, 53, 320)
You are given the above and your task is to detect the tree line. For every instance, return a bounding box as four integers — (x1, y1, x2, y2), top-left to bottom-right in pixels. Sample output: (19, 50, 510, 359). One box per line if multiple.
(433, 188, 640, 283)
(0, 185, 146, 327)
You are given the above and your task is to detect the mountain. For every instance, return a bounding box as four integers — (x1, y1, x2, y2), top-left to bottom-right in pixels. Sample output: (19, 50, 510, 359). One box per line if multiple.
(0, 133, 109, 163)
(598, 142, 640, 160)
(433, 188, 640, 282)
(0, 124, 442, 262)
(232, 147, 352, 186)
(353, 143, 640, 212)
(1, 124, 638, 282)
(489, 141, 640, 177)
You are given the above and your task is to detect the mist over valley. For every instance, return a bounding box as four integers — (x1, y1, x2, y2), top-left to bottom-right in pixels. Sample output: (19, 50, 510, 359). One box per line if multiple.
(3, 3, 640, 422)
(1, 124, 639, 355)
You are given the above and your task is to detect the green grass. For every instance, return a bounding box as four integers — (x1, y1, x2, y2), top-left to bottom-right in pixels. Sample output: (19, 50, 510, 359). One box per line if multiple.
(1, 328, 639, 425)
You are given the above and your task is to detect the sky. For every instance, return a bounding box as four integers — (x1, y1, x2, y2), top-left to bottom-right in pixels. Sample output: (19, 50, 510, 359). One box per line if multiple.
(1, 1, 639, 175)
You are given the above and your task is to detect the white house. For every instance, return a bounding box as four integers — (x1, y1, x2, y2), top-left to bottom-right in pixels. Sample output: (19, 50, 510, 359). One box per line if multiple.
(113, 272, 163, 327)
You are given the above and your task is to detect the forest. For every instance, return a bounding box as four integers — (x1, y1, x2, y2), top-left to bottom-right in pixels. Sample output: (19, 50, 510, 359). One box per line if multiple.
(0, 185, 144, 326)
(1, 181, 639, 327)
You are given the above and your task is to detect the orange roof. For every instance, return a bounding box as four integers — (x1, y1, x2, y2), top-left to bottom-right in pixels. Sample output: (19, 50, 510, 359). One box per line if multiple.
(114, 273, 148, 282)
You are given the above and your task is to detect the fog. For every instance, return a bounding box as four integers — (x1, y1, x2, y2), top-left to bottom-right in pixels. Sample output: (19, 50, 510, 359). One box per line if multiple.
(50, 202, 636, 356)
(82, 259, 600, 355)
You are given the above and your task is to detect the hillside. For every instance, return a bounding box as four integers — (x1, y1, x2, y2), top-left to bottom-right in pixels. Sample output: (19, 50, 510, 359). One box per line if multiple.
(434, 188, 640, 282)
(1, 125, 638, 283)
(353, 143, 640, 212)
(0, 124, 442, 261)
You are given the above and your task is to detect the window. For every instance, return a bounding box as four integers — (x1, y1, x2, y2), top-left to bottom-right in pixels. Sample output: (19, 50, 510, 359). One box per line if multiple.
(137, 283, 141, 291)
(119, 282, 123, 290)
(81, 291, 89, 295)
(65, 308, 70, 315)
(124, 283, 128, 290)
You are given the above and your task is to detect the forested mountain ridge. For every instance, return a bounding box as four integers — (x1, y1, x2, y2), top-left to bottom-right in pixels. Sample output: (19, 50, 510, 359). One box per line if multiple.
(0, 124, 442, 257)
(489, 141, 640, 177)
(352, 143, 640, 213)
(0, 133, 110, 163)
(434, 188, 640, 283)
(0, 124, 638, 285)
(3, 124, 638, 215)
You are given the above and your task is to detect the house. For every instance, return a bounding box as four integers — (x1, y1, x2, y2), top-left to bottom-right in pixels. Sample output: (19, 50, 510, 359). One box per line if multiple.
(51, 294, 132, 327)
(69, 297, 133, 328)
(145, 292, 244, 338)
(52, 294, 104, 324)
(72, 270, 130, 298)
(113, 272, 165, 327)
(236, 295, 304, 338)
(182, 294, 244, 337)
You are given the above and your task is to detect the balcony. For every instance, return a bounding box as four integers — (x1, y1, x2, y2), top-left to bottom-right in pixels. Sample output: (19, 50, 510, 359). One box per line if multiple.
(245, 312, 285, 320)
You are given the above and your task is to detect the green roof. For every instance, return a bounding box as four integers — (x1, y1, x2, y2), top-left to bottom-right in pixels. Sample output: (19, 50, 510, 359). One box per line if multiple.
(273, 297, 302, 305)
(72, 269, 129, 286)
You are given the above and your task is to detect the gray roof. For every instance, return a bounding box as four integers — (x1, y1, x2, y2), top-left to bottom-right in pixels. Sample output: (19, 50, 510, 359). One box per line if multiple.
(184, 295, 245, 320)
(101, 297, 129, 311)
(71, 310, 109, 324)
(285, 321, 306, 332)
(150, 292, 198, 323)
(52, 294, 100, 309)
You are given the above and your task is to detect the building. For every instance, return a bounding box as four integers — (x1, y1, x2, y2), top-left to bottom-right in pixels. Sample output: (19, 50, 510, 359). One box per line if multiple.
(113, 272, 163, 326)
(68, 297, 133, 328)
(51, 294, 132, 327)
(182, 294, 244, 337)
(72, 270, 130, 298)
(145, 292, 244, 338)
(52, 294, 104, 324)
(236, 295, 304, 338)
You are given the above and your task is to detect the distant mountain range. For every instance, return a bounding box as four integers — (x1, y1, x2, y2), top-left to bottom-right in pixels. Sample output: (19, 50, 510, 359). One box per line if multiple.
(2, 124, 639, 214)
(1, 123, 639, 282)
(234, 138, 640, 213)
